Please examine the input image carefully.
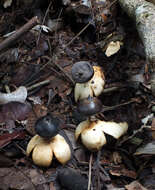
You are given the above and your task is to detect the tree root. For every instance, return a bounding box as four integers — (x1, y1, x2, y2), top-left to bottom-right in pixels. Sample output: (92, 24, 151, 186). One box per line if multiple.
(118, 0, 155, 95)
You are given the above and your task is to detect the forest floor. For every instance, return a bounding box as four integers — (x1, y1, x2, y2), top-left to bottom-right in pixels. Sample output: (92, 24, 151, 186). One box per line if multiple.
(0, 0, 154, 190)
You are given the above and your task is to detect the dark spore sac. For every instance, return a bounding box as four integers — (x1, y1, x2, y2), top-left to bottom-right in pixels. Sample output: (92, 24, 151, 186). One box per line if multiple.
(58, 167, 88, 190)
(35, 114, 60, 139)
(71, 61, 94, 83)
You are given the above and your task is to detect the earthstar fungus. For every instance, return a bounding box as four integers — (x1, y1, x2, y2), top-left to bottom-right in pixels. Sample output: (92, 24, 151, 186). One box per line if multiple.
(74, 66, 105, 102)
(75, 120, 128, 151)
(26, 114, 71, 167)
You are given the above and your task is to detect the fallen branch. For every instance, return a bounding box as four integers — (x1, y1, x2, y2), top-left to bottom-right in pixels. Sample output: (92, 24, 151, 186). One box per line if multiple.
(0, 16, 39, 53)
(118, 0, 155, 95)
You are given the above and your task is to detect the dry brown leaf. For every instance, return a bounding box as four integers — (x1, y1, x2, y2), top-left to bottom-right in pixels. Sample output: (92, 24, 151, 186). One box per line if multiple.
(26, 104, 48, 135)
(109, 166, 137, 179)
(3, 0, 12, 8)
(125, 181, 147, 190)
(0, 102, 31, 123)
(134, 141, 155, 155)
(105, 41, 122, 57)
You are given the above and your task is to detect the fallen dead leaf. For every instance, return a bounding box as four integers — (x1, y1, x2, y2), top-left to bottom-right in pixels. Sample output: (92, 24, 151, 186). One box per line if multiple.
(134, 141, 155, 155)
(0, 102, 31, 123)
(0, 167, 35, 190)
(50, 182, 56, 190)
(0, 167, 48, 190)
(26, 104, 48, 135)
(0, 154, 13, 167)
(105, 41, 122, 57)
(29, 169, 46, 185)
(125, 180, 147, 190)
(3, 0, 12, 8)
(0, 130, 26, 148)
(109, 166, 137, 179)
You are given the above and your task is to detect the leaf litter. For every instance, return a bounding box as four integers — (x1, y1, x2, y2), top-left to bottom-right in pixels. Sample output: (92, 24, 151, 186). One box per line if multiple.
(0, 0, 154, 189)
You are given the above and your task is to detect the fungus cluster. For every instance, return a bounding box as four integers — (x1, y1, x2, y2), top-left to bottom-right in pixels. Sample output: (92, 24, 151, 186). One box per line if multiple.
(72, 61, 128, 151)
(26, 61, 128, 167)
(26, 114, 71, 167)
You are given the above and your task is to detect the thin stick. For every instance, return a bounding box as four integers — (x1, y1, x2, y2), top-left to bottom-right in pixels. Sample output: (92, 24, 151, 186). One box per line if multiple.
(65, 21, 91, 48)
(103, 86, 125, 94)
(107, 0, 118, 9)
(36, 1, 52, 45)
(117, 124, 151, 146)
(43, 55, 75, 85)
(101, 99, 135, 113)
(13, 142, 26, 156)
(0, 16, 39, 53)
(97, 151, 101, 190)
(88, 153, 93, 190)
(27, 79, 50, 91)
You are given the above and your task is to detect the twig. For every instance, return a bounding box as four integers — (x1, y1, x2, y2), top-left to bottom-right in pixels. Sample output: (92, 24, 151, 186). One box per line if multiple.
(101, 99, 135, 113)
(13, 142, 26, 156)
(103, 86, 125, 94)
(65, 21, 91, 48)
(36, 1, 52, 45)
(54, 8, 63, 38)
(96, 151, 101, 190)
(107, 0, 118, 9)
(27, 79, 50, 91)
(88, 153, 93, 190)
(0, 16, 39, 53)
(117, 124, 151, 146)
(43, 55, 75, 85)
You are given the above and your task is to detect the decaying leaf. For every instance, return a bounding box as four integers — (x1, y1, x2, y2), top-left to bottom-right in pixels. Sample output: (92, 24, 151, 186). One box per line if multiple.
(0, 102, 32, 123)
(26, 104, 48, 135)
(0, 154, 13, 167)
(0, 86, 27, 105)
(109, 167, 137, 179)
(0, 167, 47, 189)
(105, 41, 122, 57)
(125, 181, 147, 190)
(0, 130, 26, 148)
(3, 0, 12, 8)
(134, 141, 155, 155)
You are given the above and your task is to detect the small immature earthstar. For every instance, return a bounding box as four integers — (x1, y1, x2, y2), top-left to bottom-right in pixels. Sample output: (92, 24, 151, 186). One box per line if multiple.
(77, 96, 102, 117)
